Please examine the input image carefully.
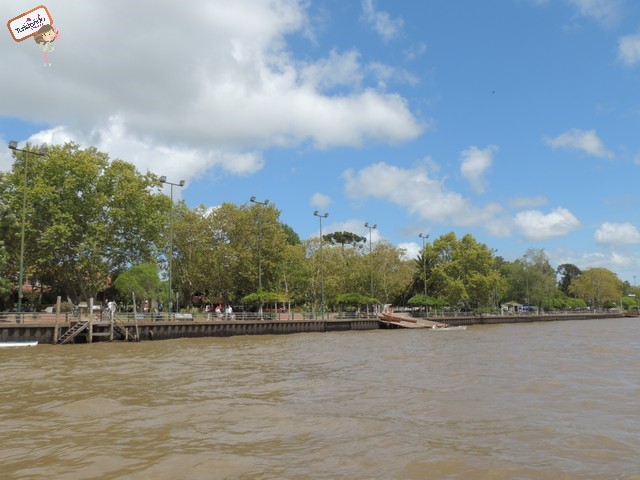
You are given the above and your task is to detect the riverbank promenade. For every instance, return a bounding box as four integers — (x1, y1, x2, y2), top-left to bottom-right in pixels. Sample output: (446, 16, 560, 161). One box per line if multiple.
(0, 311, 380, 344)
(0, 310, 626, 345)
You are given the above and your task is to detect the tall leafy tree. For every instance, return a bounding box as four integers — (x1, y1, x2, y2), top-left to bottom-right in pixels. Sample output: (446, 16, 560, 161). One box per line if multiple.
(323, 231, 366, 251)
(373, 241, 413, 304)
(0, 191, 15, 307)
(557, 263, 582, 295)
(1, 143, 170, 303)
(569, 268, 623, 309)
(416, 232, 499, 309)
(171, 201, 289, 305)
(504, 249, 556, 310)
(113, 263, 162, 311)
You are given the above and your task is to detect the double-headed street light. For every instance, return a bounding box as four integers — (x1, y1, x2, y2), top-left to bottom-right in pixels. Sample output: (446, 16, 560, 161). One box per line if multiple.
(8, 141, 46, 318)
(250, 196, 269, 319)
(160, 176, 185, 318)
(314, 210, 329, 320)
(364, 222, 377, 301)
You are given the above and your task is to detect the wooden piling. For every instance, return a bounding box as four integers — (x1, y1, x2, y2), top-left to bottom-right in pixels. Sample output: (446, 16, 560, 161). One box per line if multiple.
(53, 296, 61, 344)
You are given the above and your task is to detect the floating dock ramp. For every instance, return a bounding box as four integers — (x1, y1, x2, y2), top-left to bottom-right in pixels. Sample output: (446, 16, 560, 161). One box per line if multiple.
(379, 313, 448, 329)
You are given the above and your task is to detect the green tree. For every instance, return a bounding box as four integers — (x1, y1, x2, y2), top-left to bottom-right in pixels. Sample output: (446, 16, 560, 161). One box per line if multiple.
(373, 241, 414, 304)
(281, 223, 301, 245)
(276, 243, 313, 310)
(1, 143, 170, 303)
(557, 263, 582, 295)
(323, 231, 366, 251)
(0, 193, 15, 307)
(113, 263, 162, 311)
(569, 268, 623, 309)
(503, 249, 556, 311)
(522, 248, 556, 310)
(416, 232, 499, 310)
(171, 201, 290, 306)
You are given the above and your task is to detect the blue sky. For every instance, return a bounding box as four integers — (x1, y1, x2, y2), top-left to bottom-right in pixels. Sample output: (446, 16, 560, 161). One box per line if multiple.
(2, 0, 640, 281)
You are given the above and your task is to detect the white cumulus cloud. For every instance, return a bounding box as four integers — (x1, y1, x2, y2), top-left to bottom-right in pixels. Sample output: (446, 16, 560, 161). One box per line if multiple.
(0, 0, 422, 183)
(460, 145, 497, 194)
(361, 0, 404, 42)
(342, 161, 507, 233)
(618, 34, 640, 66)
(26, 117, 264, 184)
(398, 242, 420, 260)
(544, 129, 614, 159)
(567, 0, 622, 27)
(310, 192, 333, 210)
(595, 222, 640, 246)
(514, 207, 581, 241)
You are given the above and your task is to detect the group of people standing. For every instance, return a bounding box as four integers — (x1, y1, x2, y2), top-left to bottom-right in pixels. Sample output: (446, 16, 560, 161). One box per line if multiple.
(204, 304, 234, 320)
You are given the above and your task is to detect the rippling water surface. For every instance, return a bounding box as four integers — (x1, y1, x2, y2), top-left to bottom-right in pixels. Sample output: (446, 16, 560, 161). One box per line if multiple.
(2, 318, 640, 479)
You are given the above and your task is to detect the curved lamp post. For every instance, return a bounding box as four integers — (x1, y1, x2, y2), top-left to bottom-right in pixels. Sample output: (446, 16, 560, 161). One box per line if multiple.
(364, 222, 377, 301)
(8, 141, 46, 319)
(314, 210, 329, 320)
(160, 176, 185, 318)
(250, 196, 269, 319)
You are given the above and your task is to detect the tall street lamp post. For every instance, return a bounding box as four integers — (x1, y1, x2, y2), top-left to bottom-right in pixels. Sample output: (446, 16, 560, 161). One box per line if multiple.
(160, 176, 185, 318)
(419, 233, 429, 316)
(8, 141, 46, 320)
(250, 196, 269, 319)
(364, 222, 377, 301)
(314, 210, 329, 320)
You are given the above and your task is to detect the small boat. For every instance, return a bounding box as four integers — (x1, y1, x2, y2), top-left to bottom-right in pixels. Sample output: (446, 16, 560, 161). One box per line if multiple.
(0, 341, 39, 348)
(429, 325, 467, 331)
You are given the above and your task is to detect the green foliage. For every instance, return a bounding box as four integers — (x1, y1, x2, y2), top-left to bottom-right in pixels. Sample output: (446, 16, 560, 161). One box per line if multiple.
(503, 249, 556, 309)
(113, 263, 162, 306)
(171, 201, 289, 305)
(407, 294, 439, 307)
(557, 263, 582, 295)
(281, 223, 301, 245)
(59, 301, 74, 313)
(3, 143, 633, 314)
(413, 232, 500, 310)
(334, 293, 377, 306)
(569, 268, 623, 309)
(1, 143, 169, 303)
(323, 231, 366, 249)
(241, 289, 285, 304)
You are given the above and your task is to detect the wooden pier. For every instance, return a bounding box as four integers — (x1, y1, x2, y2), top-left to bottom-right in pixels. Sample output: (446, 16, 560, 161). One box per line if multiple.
(0, 315, 380, 345)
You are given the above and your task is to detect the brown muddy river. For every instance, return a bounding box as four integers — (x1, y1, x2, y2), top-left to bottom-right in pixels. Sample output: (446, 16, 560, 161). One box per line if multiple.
(1, 317, 639, 479)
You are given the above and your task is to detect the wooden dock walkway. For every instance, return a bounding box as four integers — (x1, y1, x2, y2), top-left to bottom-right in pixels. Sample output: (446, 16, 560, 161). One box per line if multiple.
(379, 313, 448, 329)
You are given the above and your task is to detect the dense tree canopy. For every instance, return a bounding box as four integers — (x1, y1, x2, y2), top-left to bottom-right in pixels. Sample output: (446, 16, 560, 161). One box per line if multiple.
(569, 268, 623, 309)
(557, 263, 582, 295)
(415, 232, 499, 309)
(113, 262, 162, 311)
(0, 143, 170, 305)
(0, 142, 634, 314)
(503, 248, 556, 309)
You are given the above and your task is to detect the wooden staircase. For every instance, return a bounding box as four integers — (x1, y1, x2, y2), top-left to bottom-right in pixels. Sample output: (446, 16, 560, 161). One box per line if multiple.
(56, 316, 139, 344)
(57, 320, 90, 344)
(113, 318, 139, 342)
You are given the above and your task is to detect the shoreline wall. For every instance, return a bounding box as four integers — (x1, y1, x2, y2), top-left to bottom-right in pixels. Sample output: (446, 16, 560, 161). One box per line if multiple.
(0, 318, 381, 345)
(441, 312, 625, 326)
(0, 313, 628, 344)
